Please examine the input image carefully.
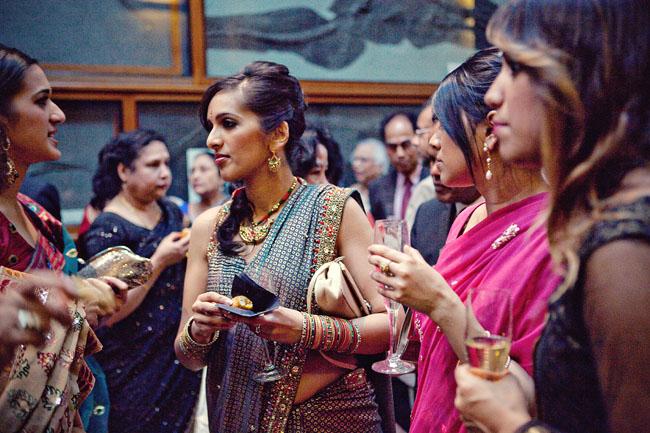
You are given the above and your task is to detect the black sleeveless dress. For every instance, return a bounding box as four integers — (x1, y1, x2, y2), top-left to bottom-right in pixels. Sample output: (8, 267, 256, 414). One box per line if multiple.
(529, 196, 650, 433)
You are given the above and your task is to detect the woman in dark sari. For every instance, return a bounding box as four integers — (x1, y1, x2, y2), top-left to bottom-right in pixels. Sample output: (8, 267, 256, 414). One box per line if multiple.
(81, 129, 200, 433)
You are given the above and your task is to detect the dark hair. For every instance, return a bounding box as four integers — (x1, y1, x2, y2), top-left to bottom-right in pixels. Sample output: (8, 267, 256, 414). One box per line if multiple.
(379, 111, 417, 143)
(487, 0, 650, 286)
(433, 47, 502, 180)
(292, 124, 344, 185)
(0, 44, 38, 190)
(90, 128, 167, 209)
(199, 61, 307, 255)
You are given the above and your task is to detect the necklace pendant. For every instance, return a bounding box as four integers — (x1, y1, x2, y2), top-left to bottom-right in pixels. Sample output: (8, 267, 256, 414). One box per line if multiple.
(240, 219, 272, 244)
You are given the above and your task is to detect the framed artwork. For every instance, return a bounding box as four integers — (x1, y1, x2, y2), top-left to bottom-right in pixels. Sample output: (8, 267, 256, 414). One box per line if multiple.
(201, 0, 499, 84)
(1, 0, 189, 76)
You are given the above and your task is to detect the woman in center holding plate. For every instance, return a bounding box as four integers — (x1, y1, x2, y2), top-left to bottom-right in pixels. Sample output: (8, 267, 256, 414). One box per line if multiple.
(175, 61, 391, 433)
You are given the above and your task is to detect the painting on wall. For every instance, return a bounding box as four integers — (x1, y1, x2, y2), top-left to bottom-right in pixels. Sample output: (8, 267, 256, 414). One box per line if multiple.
(203, 0, 499, 83)
(1, 0, 190, 75)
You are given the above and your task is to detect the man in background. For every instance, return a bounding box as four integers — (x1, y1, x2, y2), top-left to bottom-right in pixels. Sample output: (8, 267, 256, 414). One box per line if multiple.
(404, 100, 438, 228)
(350, 138, 388, 215)
(368, 111, 427, 221)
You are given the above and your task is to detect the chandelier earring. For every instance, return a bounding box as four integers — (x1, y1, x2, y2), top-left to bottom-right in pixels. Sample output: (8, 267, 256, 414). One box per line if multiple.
(2, 136, 19, 186)
(267, 151, 281, 173)
(483, 134, 497, 181)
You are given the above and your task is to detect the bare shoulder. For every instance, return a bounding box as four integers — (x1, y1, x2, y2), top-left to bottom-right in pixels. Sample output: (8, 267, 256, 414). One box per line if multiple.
(337, 192, 372, 252)
(190, 204, 228, 244)
(339, 193, 370, 232)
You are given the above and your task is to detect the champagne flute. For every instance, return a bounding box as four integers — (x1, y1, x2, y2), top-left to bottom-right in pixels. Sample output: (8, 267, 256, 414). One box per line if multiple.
(371, 218, 416, 376)
(464, 288, 513, 381)
(462, 289, 512, 432)
(247, 266, 285, 383)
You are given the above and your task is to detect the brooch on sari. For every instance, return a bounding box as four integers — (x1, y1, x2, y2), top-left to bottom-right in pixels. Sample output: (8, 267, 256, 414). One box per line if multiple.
(491, 224, 520, 249)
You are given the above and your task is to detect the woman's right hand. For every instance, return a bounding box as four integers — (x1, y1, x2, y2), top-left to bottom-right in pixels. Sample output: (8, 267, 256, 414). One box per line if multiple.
(454, 364, 532, 433)
(368, 244, 459, 319)
(152, 231, 190, 269)
(0, 271, 77, 365)
(189, 291, 236, 343)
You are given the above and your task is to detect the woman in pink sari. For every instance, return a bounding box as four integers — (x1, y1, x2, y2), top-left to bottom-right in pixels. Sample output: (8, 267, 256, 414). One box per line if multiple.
(368, 47, 562, 433)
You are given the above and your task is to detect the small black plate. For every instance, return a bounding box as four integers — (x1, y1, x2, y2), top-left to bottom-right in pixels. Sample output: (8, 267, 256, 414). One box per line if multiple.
(216, 273, 280, 317)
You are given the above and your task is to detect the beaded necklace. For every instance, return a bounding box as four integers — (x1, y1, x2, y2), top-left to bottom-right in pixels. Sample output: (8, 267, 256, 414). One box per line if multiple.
(239, 177, 299, 244)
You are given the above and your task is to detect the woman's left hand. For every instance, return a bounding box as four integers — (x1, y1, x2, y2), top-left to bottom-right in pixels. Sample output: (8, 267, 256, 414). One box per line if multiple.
(368, 244, 455, 318)
(454, 364, 532, 433)
(77, 276, 128, 327)
(235, 307, 304, 345)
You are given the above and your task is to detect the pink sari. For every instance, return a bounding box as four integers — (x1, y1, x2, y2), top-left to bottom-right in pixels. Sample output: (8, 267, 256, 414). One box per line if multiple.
(410, 193, 562, 433)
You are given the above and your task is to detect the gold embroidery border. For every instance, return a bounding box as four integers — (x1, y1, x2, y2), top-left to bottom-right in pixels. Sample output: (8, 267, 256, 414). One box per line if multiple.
(205, 203, 231, 262)
(262, 185, 352, 433)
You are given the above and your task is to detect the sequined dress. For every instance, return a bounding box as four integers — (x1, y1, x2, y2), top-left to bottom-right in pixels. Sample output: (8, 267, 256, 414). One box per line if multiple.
(81, 199, 201, 433)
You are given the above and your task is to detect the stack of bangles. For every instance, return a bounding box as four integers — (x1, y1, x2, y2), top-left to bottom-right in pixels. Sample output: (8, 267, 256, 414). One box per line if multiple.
(298, 312, 361, 354)
(179, 317, 219, 361)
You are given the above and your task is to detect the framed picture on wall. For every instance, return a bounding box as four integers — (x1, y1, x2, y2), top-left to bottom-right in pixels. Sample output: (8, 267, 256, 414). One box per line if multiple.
(200, 0, 499, 86)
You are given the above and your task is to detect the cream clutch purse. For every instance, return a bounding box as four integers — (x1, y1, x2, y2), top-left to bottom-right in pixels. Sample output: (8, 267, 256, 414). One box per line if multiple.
(78, 246, 153, 288)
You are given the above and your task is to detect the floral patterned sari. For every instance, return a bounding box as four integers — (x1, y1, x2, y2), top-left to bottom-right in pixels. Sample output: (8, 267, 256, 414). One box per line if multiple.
(0, 193, 99, 433)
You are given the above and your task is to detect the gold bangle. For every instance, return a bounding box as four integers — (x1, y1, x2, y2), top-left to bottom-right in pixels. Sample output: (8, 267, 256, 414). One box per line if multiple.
(179, 317, 219, 360)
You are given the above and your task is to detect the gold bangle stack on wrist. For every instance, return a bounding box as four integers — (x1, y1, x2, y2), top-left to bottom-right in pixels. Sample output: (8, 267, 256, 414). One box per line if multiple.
(298, 312, 361, 354)
(179, 317, 219, 361)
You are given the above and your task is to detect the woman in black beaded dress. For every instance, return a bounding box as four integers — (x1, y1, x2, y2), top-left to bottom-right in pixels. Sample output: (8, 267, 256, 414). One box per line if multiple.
(81, 129, 200, 433)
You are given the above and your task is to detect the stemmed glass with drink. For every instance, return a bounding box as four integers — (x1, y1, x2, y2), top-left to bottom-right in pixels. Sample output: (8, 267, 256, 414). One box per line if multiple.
(463, 288, 513, 431)
(371, 218, 416, 376)
(245, 266, 285, 383)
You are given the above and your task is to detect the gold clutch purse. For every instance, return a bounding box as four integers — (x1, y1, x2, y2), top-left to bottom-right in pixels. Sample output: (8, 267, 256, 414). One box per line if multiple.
(78, 246, 153, 288)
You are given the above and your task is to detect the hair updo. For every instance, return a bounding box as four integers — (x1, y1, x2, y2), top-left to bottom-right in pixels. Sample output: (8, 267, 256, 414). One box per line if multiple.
(199, 61, 307, 255)
(90, 128, 167, 210)
(433, 47, 502, 181)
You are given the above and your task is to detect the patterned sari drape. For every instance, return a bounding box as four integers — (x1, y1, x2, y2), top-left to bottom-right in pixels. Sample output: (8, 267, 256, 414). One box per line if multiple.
(0, 194, 99, 433)
(206, 183, 354, 433)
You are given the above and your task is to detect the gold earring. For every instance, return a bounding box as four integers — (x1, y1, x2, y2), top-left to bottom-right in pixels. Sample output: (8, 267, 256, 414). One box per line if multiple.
(268, 151, 281, 173)
(2, 137, 19, 186)
(483, 135, 495, 181)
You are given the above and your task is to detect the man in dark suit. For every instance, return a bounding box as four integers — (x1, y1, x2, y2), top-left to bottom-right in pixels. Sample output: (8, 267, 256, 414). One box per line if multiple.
(20, 174, 62, 221)
(368, 111, 428, 220)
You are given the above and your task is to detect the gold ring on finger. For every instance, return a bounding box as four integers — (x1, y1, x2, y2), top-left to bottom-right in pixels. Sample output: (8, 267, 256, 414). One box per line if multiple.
(379, 262, 394, 277)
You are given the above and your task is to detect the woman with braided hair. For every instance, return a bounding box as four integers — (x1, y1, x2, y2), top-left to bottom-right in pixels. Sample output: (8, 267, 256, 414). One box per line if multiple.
(176, 61, 393, 433)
